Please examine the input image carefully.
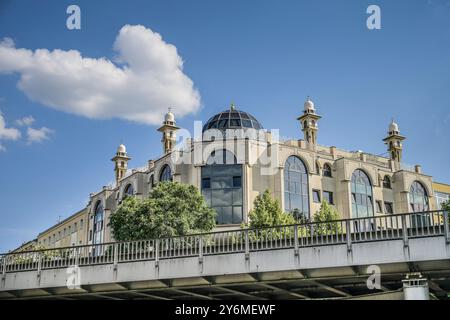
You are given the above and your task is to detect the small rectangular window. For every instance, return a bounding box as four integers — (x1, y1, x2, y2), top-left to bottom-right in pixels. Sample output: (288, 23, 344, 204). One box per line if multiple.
(323, 191, 334, 205)
(376, 200, 383, 213)
(313, 190, 321, 203)
(384, 202, 394, 214)
(233, 176, 242, 188)
(202, 178, 211, 189)
(89, 230, 93, 241)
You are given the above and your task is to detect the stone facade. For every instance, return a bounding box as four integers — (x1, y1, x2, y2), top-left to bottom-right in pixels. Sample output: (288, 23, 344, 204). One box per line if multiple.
(16, 98, 445, 250)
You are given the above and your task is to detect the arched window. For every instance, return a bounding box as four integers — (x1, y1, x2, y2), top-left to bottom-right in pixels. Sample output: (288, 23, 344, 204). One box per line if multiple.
(149, 175, 154, 188)
(409, 181, 429, 212)
(383, 176, 391, 189)
(201, 150, 243, 225)
(351, 169, 374, 218)
(93, 201, 104, 245)
(160, 165, 172, 182)
(124, 184, 134, 197)
(323, 163, 332, 177)
(284, 156, 309, 217)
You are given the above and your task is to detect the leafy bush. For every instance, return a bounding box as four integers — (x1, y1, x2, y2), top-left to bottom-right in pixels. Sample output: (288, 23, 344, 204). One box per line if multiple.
(312, 201, 342, 236)
(110, 181, 216, 241)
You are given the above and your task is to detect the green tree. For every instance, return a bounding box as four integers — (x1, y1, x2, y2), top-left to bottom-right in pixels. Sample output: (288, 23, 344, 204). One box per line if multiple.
(242, 189, 310, 241)
(247, 189, 296, 228)
(109, 181, 216, 241)
(312, 201, 342, 235)
(442, 200, 450, 213)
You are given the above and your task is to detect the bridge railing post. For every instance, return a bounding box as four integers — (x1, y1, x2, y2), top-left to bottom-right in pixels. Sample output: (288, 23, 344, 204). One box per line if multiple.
(345, 220, 352, 252)
(294, 225, 299, 256)
(113, 243, 118, 268)
(155, 239, 160, 268)
(198, 236, 203, 264)
(402, 214, 409, 247)
(244, 229, 249, 260)
(1, 255, 6, 277)
(443, 210, 450, 243)
(37, 252, 42, 277)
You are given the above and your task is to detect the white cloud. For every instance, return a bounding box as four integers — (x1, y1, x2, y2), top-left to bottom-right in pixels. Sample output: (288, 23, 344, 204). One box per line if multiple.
(0, 25, 201, 125)
(0, 114, 21, 141)
(0, 113, 21, 152)
(27, 127, 54, 144)
(16, 115, 35, 126)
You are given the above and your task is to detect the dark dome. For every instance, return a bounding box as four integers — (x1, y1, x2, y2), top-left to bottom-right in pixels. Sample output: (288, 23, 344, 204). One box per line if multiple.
(202, 107, 263, 132)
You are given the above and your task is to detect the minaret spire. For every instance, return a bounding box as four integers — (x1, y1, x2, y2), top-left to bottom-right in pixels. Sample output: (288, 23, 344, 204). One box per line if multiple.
(383, 119, 406, 164)
(111, 143, 131, 185)
(157, 108, 180, 154)
(297, 96, 321, 147)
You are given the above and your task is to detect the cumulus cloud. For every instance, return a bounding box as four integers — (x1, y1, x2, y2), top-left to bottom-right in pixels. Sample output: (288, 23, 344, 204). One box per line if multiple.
(0, 113, 21, 152)
(27, 127, 54, 144)
(0, 114, 21, 141)
(0, 25, 201, 125)
(15, 115, 35, 126)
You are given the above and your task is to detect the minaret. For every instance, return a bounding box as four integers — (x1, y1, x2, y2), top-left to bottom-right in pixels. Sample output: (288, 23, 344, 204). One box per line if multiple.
(111, 143, 131, 184)
(383, 120, 406, 163)
(297, 97, 321, 146)
(157, 108, 180, 154)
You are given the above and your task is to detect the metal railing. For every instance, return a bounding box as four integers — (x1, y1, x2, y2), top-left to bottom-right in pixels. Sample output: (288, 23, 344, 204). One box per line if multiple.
(1, 210, 449, 274)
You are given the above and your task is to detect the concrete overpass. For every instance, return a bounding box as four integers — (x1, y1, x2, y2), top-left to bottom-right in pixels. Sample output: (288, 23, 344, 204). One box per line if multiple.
(1, 210, 450, 300)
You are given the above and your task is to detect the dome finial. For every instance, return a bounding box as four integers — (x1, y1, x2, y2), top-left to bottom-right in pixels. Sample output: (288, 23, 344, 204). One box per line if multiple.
(304, 96, 315, 111)
(164, 107, 175, 123)
(230, 102, 236, 111)
(117, 142, 126, 154)
(389, 118, 399, 134)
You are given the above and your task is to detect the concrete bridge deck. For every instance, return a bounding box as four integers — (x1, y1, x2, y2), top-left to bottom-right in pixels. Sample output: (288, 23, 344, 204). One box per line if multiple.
(1, 211, 450, 300)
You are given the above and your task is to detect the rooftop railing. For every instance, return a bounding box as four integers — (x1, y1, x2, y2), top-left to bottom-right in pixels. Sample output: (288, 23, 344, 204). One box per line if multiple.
(1, 210, 449, 274)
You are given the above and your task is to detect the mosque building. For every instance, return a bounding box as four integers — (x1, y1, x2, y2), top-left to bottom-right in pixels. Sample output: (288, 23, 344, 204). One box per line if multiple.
(12, 98, 449, 252)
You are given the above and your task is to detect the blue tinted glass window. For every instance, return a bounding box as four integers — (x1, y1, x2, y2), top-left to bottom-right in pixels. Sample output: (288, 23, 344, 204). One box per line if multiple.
(229, 119, 241, 127)
(201, 150, 243, 225)
(202, 178, 211, 189)
(284, 156, 309, 217)
(242, 119, 252, 127)
(351, 169, 373, 218)
(160, 165, 172, 182)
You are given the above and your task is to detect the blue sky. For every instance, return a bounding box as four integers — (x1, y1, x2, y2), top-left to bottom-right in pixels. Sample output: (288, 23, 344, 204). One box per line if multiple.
(0, 0, 449, 252)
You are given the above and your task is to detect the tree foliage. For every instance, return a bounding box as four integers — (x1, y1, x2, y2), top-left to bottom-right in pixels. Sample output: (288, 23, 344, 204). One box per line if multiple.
(442, 200, 450, 213)
(109, 181, 216, 241)
(246, 189, 296, 228)
(312, 201, 342, 235)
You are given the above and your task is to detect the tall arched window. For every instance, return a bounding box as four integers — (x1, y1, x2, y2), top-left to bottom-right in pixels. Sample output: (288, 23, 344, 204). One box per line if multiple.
(149, 175, 154, 188)
(124, 184, 134, 197)
(409, 181, 429, 212)
(323, 163, 332, 177)
(93, 201, 104, 245)
(351, 169, 374, 218)
(284, 156, 309, 217)
(201, 150, 243, 225)
(382, 176, 391, 189)
(160, 165, 172, 182)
